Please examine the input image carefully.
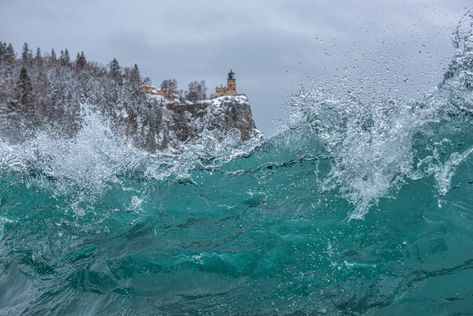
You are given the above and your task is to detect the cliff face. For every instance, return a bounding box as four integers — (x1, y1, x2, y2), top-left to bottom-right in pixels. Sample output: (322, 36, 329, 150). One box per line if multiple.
(144, 95, 258, 152)
(165, 96, 256, 140)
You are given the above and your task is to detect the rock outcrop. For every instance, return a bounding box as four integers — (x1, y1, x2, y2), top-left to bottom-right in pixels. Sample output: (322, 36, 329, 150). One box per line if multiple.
(143, 95, 258, 151)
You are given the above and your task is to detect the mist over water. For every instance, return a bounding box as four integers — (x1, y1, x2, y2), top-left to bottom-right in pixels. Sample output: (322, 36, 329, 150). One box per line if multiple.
(1, 12, 473, 315)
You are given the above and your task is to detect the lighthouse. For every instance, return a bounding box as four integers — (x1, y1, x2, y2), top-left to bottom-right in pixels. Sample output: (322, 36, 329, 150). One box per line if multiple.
(215, 70, 238, 97)
(226, 70, 237, 95)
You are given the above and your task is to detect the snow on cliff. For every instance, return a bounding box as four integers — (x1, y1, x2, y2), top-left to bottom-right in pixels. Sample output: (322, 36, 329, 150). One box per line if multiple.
(142, 94, 259, 152)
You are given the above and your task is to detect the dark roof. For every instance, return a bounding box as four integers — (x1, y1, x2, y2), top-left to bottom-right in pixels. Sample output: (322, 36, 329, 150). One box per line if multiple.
(227, 69, 235, 80)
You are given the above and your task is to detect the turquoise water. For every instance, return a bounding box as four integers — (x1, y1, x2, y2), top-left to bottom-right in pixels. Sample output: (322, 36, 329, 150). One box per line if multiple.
(1, 103, 473, 315)
(2, 15, 473, 316)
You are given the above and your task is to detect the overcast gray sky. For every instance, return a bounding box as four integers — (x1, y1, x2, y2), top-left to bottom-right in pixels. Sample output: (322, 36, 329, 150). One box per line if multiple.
(0, 0, 471, 135)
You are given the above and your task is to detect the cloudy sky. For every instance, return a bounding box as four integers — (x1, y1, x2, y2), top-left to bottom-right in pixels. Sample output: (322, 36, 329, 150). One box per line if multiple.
(0, 0, 471, 135)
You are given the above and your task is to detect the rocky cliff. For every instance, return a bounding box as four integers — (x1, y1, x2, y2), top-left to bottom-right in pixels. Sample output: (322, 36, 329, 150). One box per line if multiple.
(127, 94, 259, 152)
(158, 95, 257, 147)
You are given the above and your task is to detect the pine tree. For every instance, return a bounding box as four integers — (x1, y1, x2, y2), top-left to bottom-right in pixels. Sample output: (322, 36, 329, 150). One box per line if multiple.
(7, 66, 35, 131)
(128, 64, 141, 87)
(0, 42, 5, 66)
(21, 42, 33, 65)
(14, 67, 34, 110)
(4, 44, 16, 64)
(75, 51, 87, 71)
(0, 44, 16, 90)
(60, 49, 70, 66)
(64, 49, 70, 64)
(123, 63, 144, 112)
(50, 49, 57, 63)
(109, 58, 122, 84)
(34, 47, 43, 68)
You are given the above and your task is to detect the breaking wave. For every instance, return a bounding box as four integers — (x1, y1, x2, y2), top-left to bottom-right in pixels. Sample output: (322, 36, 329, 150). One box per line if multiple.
(1, 11, 473, 316)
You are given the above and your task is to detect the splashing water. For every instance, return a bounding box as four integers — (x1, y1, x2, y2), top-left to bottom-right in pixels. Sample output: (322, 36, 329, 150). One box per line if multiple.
(1, 12, 473, 316)
(285, 11, 473, 219)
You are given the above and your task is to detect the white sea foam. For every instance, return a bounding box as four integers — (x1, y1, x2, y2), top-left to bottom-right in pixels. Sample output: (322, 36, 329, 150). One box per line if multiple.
(0, 103, 263, 197)
(285, 12, 473, 219)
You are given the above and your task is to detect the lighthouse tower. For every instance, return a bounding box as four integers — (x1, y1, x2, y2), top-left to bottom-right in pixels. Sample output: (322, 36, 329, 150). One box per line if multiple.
(214, 70, 238, 97)
(226, 70, 237, 96)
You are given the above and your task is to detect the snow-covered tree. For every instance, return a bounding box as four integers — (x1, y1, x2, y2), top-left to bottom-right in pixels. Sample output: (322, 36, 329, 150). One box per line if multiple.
(0, 42, 5, 66)
(160, 79, 178, 91)
(60, 49, 70, 66)
(34, 48, 43, 68)
(128, 64, 141, 86)
(5, 44, 15, 63)
(186, 80, 207, 102)
(21, 42, 33, 65)
(75, 51, 87, 71)
(109, 58, 122, 84)
(10, 67, 34, 115)
(50, 49, 57, 64)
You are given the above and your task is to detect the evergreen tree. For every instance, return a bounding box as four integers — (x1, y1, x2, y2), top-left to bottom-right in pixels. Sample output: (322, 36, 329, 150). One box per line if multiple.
(128, 64, 141, 87)
(34, 47, 43, 68)
(60, 49, 70, 66)
(0, 43, 16, 90)
(4, 44, 16, 64)
(75, 51, 87, 71)
(65, 49, 70, 64)
(0, 42, 5, 66)
(123, 63, 144, 110)
(50, 49, 57, 63)
(21, 42, 33, 65)
(8, 67, 35, 120)
(109, 58, 122, 84)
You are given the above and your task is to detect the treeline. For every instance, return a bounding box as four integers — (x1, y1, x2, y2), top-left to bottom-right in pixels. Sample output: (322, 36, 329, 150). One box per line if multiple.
(0, 42, 207, 150)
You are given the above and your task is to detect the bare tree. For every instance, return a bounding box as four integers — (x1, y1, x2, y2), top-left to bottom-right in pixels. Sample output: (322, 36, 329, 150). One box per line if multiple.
(186, 80, 207, 102)
(160, 79, 178, 91)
